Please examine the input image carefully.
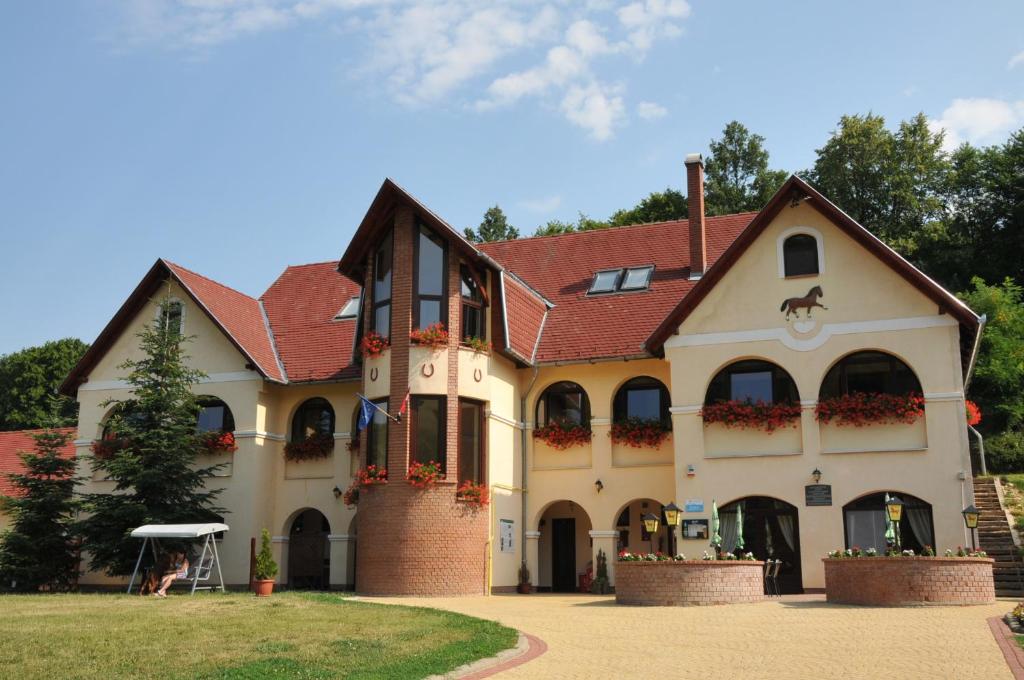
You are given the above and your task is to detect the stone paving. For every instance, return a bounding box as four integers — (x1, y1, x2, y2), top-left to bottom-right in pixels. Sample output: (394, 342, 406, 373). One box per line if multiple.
(372, 593, 1016, 679)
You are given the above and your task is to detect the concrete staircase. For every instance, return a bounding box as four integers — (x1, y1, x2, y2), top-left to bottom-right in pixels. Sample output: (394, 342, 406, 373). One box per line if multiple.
(974, 476, 1024, 598)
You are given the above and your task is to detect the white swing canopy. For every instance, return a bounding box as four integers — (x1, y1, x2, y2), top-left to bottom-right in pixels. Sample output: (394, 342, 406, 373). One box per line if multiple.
(127, 522, 229, 595)
(130, 523, 229, 539)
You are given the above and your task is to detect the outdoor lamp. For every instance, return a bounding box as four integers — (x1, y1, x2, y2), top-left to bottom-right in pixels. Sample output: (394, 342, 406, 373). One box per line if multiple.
(962, 505, 980, 529)
(642, 513, 661, 535)
(812, 468, 822, 484)
(332, 486, 343, 499)
(885, 495, 904, 523)
(663, 502, 682, 528)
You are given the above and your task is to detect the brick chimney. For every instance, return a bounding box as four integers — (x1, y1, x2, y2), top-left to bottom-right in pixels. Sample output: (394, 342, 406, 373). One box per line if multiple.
(685, 153, 706, 279)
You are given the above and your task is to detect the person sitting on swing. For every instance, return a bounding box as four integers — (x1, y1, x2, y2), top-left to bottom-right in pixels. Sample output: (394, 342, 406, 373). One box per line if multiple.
(154, 549, 189, 598)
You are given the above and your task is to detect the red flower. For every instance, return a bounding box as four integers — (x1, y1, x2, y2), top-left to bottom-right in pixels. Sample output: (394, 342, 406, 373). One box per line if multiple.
(91, 437, 129, 460)
(533, 421, 592, 450)
(198, 430, 237, 455)
(283, 433, 335, 461)
(456, 480, 489, 507)
(409, 323, 449, 349)
(360, 331, 390, 359)
(815, 392, 924, 427)
(965, 400, 981, 426)
(610, 418, 672, 448)
(355, 465, 388, 486)
(701, 400, 801, 433)
(407, 460, 444, 489)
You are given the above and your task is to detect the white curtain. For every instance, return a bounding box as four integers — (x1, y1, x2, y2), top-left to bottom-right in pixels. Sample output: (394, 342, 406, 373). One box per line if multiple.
(721, 512, 738, 553)
(906, 507, 934, 549)
(776, 514, 796, 553)
(846, 510, 887, 552)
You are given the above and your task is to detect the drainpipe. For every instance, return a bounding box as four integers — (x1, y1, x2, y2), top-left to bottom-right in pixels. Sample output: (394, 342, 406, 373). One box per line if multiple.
(969, 425, 986, 476)
(963, 314, 987, 476)
(520, 365, 540, 568)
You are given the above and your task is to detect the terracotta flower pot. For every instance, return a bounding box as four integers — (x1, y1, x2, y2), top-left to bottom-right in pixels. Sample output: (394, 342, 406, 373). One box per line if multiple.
(517, 583, 532, 594)
(254, 579, 275, 597)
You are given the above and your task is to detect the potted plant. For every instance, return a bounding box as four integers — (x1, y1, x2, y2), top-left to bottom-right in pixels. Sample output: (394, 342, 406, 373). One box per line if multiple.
(253, 528, 278, 597)
(590, 549, 610, 594)
(517, 561, 532, 594)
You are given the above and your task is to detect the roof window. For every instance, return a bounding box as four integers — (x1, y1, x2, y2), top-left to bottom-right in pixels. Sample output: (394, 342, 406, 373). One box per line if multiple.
(588, 266, 654, 295)
(335, 295, 361, 320)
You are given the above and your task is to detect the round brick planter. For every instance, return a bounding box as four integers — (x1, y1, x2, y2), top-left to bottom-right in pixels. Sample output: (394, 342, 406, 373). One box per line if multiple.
(615, 560, 766, 606)
(823, 557, 995, 606)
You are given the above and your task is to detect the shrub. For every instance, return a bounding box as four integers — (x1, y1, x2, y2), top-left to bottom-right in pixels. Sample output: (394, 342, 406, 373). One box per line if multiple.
(254, 529, 278, 581)
(986, 430, 1024, 473)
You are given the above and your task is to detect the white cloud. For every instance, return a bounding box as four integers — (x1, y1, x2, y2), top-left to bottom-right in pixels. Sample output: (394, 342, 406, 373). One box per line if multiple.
(636, 100, 667, 119)
(1009, 50, 1024, 69)
(111, 1, 693, 140)
(928, 97, 1024, 150)
(561, 82, 625, 140)
(519, 195, 562, 212)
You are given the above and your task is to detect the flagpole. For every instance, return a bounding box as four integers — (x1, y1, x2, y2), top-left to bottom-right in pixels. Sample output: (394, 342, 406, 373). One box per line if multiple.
(357, 393, 401, 423)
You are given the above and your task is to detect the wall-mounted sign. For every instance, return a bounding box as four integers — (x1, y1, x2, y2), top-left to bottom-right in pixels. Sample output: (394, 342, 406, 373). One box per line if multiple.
(805, 484, 832, 507)
(684, 499, 704, 513)
(499, 519, 514, 553)
(682, 519, 709, 539)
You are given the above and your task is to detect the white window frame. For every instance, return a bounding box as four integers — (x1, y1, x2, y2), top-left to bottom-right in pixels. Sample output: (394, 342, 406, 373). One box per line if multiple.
(776, 226, 825, 279)
(335, 295, 361, 320)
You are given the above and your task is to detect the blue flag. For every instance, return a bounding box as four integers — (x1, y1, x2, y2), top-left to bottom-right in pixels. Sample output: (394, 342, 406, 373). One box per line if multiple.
(357, 396, 374, 432)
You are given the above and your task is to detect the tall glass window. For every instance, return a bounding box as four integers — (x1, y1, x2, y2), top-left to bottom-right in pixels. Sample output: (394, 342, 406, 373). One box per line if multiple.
(373, 230, 393, 338)
(459, 399, 485, 483)
(613, 377, 670, 425)
(461, 265, 486, 342)
(414, 226, 446, 329)
(367, 398, 389, 469)
(411, 395, 446, 470)
(705, 360, 799, 404)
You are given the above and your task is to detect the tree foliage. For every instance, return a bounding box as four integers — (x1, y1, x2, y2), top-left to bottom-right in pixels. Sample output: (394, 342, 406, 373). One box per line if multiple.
(0, 429, 80, 591)
(78, 299, 225, 576)
(608, 188, 688, 226)
(0, 338, 89, 431)
(464, 205, 519, 243)
(704, 121, 787, 216)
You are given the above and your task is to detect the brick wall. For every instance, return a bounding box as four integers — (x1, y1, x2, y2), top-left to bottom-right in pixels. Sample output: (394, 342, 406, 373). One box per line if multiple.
(615, 561, 765, 606)
(354, 207, 490, 596)
(823, 557, 995, 605)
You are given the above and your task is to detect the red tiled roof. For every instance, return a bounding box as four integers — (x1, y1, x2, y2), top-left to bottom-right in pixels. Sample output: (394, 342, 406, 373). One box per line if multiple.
(0, 428, 76, 497)
(479, 214, 755, 363)
(502, 274, 549, 362)
(165, 261, 286, 383)
(261, 262, 362, 382)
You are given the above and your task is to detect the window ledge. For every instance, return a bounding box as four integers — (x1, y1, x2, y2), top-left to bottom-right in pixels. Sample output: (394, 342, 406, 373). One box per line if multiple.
(704, 451, 802, 460)
(822, 447, 927, 455)
(531, 464, 593, 471)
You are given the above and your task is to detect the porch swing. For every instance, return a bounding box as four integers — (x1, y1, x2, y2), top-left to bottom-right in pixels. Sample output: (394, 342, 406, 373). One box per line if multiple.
(126, 523, 229, 595)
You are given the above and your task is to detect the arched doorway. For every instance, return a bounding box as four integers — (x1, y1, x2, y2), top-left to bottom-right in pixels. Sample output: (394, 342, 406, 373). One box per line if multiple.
(614, 498, 671, 555)
(843, 492, 933, 554)
(720, 496, 802, 594)
(287, 508, 330, 590)
(537, 501, 593, 592)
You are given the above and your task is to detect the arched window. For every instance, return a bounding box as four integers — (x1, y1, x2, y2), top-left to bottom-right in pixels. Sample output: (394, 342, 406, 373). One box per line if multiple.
(536, 381, 590, 428)
(820, 351, 921, 399)
(706, 360, 798, 404)
(783, 234, 819, 277)
(291, 398, 335, 443)
(844, 492, 933, 553)
(197, 397, 234, 433)
(613, 377, 670, 425)
(155, 299, 184, 336)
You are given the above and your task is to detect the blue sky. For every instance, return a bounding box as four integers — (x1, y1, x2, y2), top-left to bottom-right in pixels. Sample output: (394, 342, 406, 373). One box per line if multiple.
(1, 0, 1022, 355)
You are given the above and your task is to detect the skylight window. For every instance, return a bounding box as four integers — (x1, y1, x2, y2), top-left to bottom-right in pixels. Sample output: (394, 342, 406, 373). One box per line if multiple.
(620, 266, 654, 291)
(335, 295, 360, 320)
(588, 266, 655, 295)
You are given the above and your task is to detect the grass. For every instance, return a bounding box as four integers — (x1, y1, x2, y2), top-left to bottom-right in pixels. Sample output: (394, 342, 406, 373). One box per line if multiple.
(998, 474, 1024, 532)
(0, 592, 517, 680)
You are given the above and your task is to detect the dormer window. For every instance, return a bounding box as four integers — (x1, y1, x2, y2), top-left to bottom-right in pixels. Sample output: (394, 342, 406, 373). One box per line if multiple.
(588, 266, 654, 295)
(335, 295, 360, 320)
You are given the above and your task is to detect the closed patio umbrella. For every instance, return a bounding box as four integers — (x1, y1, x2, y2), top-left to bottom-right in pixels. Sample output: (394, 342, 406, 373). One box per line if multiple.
(883, 493, 895, 548)
(735, 504, 745, 552)
(711, 500, 722, 551)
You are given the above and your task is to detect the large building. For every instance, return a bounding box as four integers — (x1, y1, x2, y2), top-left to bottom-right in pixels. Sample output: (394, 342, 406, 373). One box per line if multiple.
(62, 156, 983, 594)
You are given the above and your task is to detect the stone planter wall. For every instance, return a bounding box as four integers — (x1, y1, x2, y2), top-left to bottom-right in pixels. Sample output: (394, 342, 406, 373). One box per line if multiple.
(615, 561, 765, 606)
(823, 557, 995, 605)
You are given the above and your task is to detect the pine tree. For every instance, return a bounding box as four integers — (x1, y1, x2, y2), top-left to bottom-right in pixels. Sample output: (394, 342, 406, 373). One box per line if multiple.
(78, 297, 225, 576)
(0, 429, 80, 591)
(464, 205, 520, 242)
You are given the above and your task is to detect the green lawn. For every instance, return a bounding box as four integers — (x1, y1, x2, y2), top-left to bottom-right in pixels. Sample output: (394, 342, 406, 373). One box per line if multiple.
(0, 592, 517, 680)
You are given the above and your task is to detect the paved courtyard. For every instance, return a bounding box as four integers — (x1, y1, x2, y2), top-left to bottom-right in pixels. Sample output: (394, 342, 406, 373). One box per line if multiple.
(371, 593, 1015, 679)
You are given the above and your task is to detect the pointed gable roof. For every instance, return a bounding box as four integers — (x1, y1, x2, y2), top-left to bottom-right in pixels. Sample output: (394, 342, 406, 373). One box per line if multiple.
(644, 176, 981, 373)
(60, 259, 285, 395)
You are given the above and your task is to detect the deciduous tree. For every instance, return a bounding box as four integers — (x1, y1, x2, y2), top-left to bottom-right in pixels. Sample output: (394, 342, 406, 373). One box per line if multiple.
(0, 338, 88, 431)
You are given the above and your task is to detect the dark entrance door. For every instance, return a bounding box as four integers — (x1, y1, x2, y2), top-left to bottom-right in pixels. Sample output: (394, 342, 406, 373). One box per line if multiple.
(288, 509, 330, 590)
(551, 518, 576, 592)
(721, 497, 803, 594)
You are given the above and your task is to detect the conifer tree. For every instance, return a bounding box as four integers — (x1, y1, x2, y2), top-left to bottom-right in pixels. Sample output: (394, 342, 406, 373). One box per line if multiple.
(0, 429, 80, 591)
(78, 297, 225, 576)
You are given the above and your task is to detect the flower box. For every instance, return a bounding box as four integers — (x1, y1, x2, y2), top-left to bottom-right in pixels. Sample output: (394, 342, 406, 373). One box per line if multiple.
(360, 331, 390, 359)
(815, 392, 924, 427)
(456, 480, 489, 507)
(823, 556, 994, 605)
(533, 422, 592, 450)
(409, 323, 449, 350)
(407, 460, 443, 489)
(701, 400, 801, 433)
(610, 418, 671, 449)
(615, 560, 765, 606)
(198, 430, 237, 455)
(283, 433, 334, 462)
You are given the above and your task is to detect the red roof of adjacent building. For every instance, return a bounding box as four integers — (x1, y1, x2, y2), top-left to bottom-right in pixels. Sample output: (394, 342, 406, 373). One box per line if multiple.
(0, 428, 76, 497)
(260, 262, 362, 382)
(479, 214, 755, 363)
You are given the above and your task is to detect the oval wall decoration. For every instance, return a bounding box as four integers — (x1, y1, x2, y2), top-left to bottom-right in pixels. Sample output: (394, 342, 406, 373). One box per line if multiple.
(422, 363, 435, 378)
(473, 368, 483, 383)
(370, 367, 378, 382)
